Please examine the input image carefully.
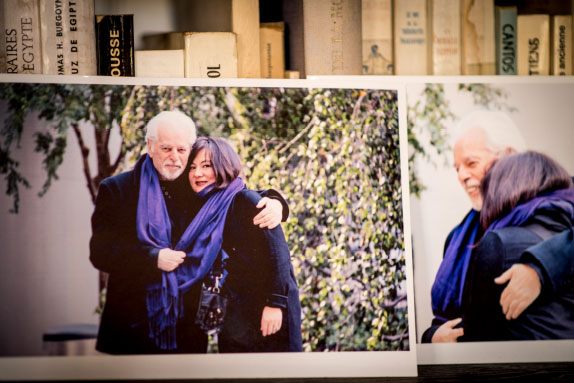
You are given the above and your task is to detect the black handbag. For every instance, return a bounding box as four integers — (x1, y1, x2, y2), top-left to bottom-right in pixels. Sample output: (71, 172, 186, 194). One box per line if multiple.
(195, 270, 228, 335)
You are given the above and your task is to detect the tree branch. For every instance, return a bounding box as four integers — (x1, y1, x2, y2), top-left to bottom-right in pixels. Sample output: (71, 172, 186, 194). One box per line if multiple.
(381, 293, 407, 309)
(381, 332, 409, 342)
(72, 123, 96, 204)
(352, 90, 367, 120)
(278, 116, 317, 155)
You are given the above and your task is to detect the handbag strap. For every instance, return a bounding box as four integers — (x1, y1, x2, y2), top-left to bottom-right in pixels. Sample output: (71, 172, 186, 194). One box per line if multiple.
(204, 250, 226, 292)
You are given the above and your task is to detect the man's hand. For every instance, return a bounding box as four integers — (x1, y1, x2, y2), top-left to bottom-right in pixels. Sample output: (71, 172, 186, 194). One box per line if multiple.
(495, 264, 541, 320)
(431, 318, 464, 343)
(261, 306, 283, 336)
(253, 197, 283, 229)
(157, 248, 186, 272)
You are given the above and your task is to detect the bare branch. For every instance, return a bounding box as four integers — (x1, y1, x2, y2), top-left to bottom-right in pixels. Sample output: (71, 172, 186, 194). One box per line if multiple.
(381, 332, 409, 342)
(351, 90, 367, 120)
(278, 116, 317, 155)
(71, 123, 96, 204)
(110, 147, 126, 175)
(381, 294, 407, 309)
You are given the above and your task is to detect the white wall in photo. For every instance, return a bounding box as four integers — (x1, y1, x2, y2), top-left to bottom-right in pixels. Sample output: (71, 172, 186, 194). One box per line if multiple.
(0, 107, 122, 355)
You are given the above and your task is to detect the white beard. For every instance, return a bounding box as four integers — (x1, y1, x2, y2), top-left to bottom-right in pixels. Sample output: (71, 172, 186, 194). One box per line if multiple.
(157, 165, 184, 181)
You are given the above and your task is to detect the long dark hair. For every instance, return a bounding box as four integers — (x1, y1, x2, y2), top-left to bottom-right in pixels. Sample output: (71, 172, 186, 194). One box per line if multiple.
(480, 151, 573, 229)
(189, 137, 243, 188)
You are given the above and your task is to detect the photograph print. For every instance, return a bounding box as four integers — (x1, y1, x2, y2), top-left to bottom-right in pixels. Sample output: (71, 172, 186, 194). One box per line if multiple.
(408, 80, 574, 363)
(0, 77, 415, 377)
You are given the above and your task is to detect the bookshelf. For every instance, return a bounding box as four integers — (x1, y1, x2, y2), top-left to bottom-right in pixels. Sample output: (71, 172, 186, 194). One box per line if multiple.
(2, 0, 573, 78)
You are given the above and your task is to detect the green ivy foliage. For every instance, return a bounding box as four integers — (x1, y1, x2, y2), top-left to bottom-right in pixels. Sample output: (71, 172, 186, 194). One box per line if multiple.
(225, 88, 407, 351)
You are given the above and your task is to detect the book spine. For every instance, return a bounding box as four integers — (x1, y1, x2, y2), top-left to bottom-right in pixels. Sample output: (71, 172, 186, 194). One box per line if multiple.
(3, 0, 43, 74)
(95, 15, 134, 77)
(517, 14, 550, 75)
(394, 0, 430, 75)
(303, 0, 362, 75)
(495, 6, 517, 75)
(431, 0, 462, 75)
(461, 0, 495, 75)
(260, 22, 285, 78)
(551, 15, 572, 75)
(134, 49, 184, 78)
(0, 3, 5, 72)
(362, 0, 393, 75)
(231, 0, 260, 78)
(64, 0, 96, 75)
(39, 0, 64, 75)
(183, 32, 238, 78)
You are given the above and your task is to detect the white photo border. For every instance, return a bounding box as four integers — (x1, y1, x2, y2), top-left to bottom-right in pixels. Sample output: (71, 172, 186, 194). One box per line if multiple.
(0, 74, 417, 380)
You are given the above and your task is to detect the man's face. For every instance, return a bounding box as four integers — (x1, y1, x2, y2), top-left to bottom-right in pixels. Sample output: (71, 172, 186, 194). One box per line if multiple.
(453, 128, 498, 211)
(147, 123, 191, 181)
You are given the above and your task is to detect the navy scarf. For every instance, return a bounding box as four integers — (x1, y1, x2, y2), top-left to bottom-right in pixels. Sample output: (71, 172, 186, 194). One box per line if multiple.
(431, 188, 574, 323)
(136, 156, 244, 350)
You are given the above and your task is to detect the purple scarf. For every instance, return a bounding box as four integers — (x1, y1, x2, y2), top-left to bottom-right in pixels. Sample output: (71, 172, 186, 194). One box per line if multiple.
(486, 189, 574, 232)
(431, 209, 480, 322)
(431, 188, 574, 323)
(136, 156, 244, 350)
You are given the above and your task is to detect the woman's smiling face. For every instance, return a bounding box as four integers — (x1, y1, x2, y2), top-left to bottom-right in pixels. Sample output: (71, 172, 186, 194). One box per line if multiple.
(189, 148, 217, 193)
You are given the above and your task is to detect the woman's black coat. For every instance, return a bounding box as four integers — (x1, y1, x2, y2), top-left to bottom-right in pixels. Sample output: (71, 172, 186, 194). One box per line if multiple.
(216, 189, 303, 352)
(462, 206, 574, 341)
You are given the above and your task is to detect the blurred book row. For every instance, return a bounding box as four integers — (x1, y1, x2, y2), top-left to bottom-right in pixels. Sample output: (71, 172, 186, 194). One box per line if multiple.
(1, 0, 572, 78)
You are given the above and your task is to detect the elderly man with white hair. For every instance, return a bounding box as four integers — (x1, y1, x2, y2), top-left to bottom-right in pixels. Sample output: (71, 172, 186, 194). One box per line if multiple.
(90, 110, 288, 354)
(422, 110, 573, 343)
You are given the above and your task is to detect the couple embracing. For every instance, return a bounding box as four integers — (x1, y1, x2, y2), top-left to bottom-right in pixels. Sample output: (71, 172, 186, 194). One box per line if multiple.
(90, 111, 303, 354)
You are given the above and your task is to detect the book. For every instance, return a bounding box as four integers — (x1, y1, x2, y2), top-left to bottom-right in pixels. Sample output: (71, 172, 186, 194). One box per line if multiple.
(134, 50, 184, 78)
(231, 0, 260, 78)
(362, 0, 393, 75)
(495, 5, 517, 75)
(517, 14, 550, 75)
(284, 70, 300, 79)
(551, 15, 572, 75)
(182, 32, 238, 78)
(303, 0, 362, 75)
(431, 0, 462, 75)
(282, 0, 305, 78)
(3, 0, 43, 73)
(260, 22, 285, 79)
(39, 0, 96, 75)
(95, 14, 134, 77)
(65, 0, 97, 75)
(393, 0, 431, 75)
(171, 0, 260, 78)
(0, 1, 6, 72)
(39, 0, 65, 75)
(461, 0, 495, 75)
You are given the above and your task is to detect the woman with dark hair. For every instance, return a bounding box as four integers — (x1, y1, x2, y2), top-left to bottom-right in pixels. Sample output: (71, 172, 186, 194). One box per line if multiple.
(462, 151, 574, 341)
(187, 136, 303, 352)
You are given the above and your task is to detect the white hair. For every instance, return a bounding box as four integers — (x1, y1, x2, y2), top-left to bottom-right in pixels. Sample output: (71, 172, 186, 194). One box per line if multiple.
(145, 110, 197, 146)
(451, 110, 527, 154)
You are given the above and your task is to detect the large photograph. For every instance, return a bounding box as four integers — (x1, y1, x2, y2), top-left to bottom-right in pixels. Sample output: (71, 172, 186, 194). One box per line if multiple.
(0, 77, 416, 378)
(409, 80, 574, 363)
